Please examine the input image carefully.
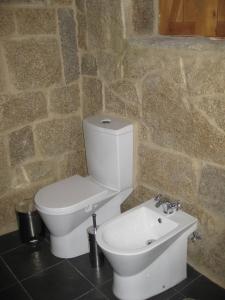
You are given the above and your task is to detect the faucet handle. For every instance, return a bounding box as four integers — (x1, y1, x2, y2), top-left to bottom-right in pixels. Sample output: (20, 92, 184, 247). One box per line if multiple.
(154, 194, 162, 202)
(190, 231, 201, 242)
(176, 201, 181, 211)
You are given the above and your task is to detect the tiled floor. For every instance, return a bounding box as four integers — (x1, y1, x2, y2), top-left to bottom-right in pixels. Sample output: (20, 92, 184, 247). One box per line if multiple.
(0, 232, 225, 300)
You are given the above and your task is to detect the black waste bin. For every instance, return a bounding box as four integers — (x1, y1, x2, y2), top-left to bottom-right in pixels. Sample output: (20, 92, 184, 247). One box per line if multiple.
(16, 199, 45, 244)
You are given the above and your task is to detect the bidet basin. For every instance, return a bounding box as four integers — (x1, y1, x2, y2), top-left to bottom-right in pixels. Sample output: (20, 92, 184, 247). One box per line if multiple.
(101, 206, 178, 252)
(97, 198, 197, 278)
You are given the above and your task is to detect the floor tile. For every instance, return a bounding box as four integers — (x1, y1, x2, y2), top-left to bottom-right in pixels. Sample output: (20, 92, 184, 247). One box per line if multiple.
(169, 292, 186, 300)
(181, 275, 225, 300)
(2, 240, 62, 280)
(174, 265, 200, 292)
(99, 280, 119, 300)
(1, 231, 225, 300)
(22, 260, 93, 300)
(148, 288, 178, 300)
(69, 253, 113, 286)
(76, 289, 107, 300)
(0, 258, 17, 291)
(0, 231, 22, 254)
(0, 284, 31, 300)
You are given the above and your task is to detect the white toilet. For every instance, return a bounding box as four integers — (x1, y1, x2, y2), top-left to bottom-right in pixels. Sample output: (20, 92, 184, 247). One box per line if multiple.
(96, 198, 198, 300)
(34, 114, 133, 258)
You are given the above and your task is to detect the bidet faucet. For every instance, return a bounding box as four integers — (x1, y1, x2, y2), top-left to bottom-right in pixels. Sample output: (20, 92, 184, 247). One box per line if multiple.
(154, 194, 164, 207)
(154, 194, 181, 214)
(162, 201, 181, 214)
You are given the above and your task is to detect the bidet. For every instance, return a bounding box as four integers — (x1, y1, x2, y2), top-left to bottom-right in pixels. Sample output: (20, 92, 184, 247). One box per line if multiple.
(97, 198, 198, 300)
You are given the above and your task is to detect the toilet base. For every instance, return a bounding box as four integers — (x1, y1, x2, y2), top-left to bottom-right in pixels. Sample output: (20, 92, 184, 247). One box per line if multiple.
(112, 236, 187, 300)
(50, 188, 132, 258)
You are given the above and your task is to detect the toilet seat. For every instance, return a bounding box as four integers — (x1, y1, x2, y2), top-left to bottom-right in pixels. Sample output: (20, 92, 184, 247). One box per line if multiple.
(35, 175, 109, 215)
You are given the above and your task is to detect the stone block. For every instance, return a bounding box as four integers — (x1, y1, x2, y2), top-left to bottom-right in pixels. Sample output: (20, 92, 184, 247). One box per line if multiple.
(126, 102, 140, 119)
(49, 83, 80, 114)
(138, 122, 150, 143)
(0, 181, 52, 235)
(0, 0, 44, 4)
(106, 0, 124, 53)
(0, 194, 17, 234)
(34, 117, 82, 157)
(121, 185, 156, 212)
(123, 46, 185, 83)
(16, 8, 56, 35)
(142, 72, 225, 165)
(0, 194, 17, 235)
(81, 53, 97, 76)
(123, 47, 164, 80)
(9, 126, 35, 166)
(86, 0, 124, 52)
(51, 0, 74, 6)
(82, 77, 102, 117)
(184, 52, 225, 95)
(0, 140, 11, 197)
(184, 201, 225, 287)
(86, 0, 108, 50)
(96, 51, 121, 82)
(195, 95, 225, 132)
(51, 0, 73, 5)
(105, 87, 126, 117)
(4, 38, 62, 90)
(58, 8, 79, 83)
(132, 0, 154, 34)
(139, 145, 197, 200)
(109, 80, 139, 104)
(0, 49, 6, 94)
(199, 164, 225, 217)
(0, 8, 15, 37)
(0, 91, 47, 132)
(76, 12, 87, 50)
(58, 150, 87, 179)
(25, 160, 56, 183)
(75, 0, 85, 12)
(12, 160, 56, 188)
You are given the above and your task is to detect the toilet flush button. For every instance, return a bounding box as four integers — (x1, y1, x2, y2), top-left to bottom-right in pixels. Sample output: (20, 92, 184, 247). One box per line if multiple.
(85, 204, 93, 212)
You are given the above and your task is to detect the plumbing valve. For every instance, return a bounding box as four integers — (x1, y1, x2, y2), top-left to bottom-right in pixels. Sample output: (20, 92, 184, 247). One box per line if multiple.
(190, 231, 201, 242)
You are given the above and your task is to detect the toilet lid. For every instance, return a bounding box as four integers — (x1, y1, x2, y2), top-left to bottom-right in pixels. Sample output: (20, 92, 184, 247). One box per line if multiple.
(35, 175, 108, 215)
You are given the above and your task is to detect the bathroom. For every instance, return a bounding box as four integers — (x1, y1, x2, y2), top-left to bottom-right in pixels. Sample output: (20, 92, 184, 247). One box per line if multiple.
(0, 0, 225, 299)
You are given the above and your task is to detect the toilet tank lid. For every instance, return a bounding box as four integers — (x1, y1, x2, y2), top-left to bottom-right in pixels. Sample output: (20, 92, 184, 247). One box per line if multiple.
(83, 114, 133, 135)
(34, 175, 108, 214)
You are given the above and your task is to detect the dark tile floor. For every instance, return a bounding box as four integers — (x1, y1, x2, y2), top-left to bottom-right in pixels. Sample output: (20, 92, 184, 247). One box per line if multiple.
(0, 231, 225, 300)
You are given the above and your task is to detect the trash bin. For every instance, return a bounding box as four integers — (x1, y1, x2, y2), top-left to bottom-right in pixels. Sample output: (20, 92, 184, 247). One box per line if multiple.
(15, 199, 45, 244)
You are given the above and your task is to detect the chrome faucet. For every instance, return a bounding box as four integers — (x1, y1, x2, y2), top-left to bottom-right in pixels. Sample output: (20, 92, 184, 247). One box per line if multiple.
(154, 194, 165, 208)
(154, 194, 181, 214)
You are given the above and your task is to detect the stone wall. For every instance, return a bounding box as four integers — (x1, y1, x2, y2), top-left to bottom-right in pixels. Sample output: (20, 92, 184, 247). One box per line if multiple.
(77, 0, 225, 288)
(122, 41, 225, 288)
(0, 0, 92, 235)
(1, 0, 225, 289)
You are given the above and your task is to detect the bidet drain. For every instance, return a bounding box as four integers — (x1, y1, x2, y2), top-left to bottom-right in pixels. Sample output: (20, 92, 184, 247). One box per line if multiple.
(146, 239, 155, 245)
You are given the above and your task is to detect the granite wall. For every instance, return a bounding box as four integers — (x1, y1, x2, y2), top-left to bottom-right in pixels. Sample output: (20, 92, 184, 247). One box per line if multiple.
(0, 0, 92, 235)
(76, 0, 225, 288)
(1, 0, 225, 290)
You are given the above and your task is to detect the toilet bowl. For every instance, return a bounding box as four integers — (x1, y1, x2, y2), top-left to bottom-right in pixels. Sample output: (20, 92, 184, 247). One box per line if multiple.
(96, 198, 198, 300)
(34, 114, 133, 258)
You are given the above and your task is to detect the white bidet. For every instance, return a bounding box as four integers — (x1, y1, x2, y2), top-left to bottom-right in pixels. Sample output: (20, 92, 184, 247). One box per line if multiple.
(96, 198, 198, 300)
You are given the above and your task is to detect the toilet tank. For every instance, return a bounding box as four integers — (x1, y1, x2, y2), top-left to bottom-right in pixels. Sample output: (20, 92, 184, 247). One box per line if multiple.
(83, 115, 133, 191)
